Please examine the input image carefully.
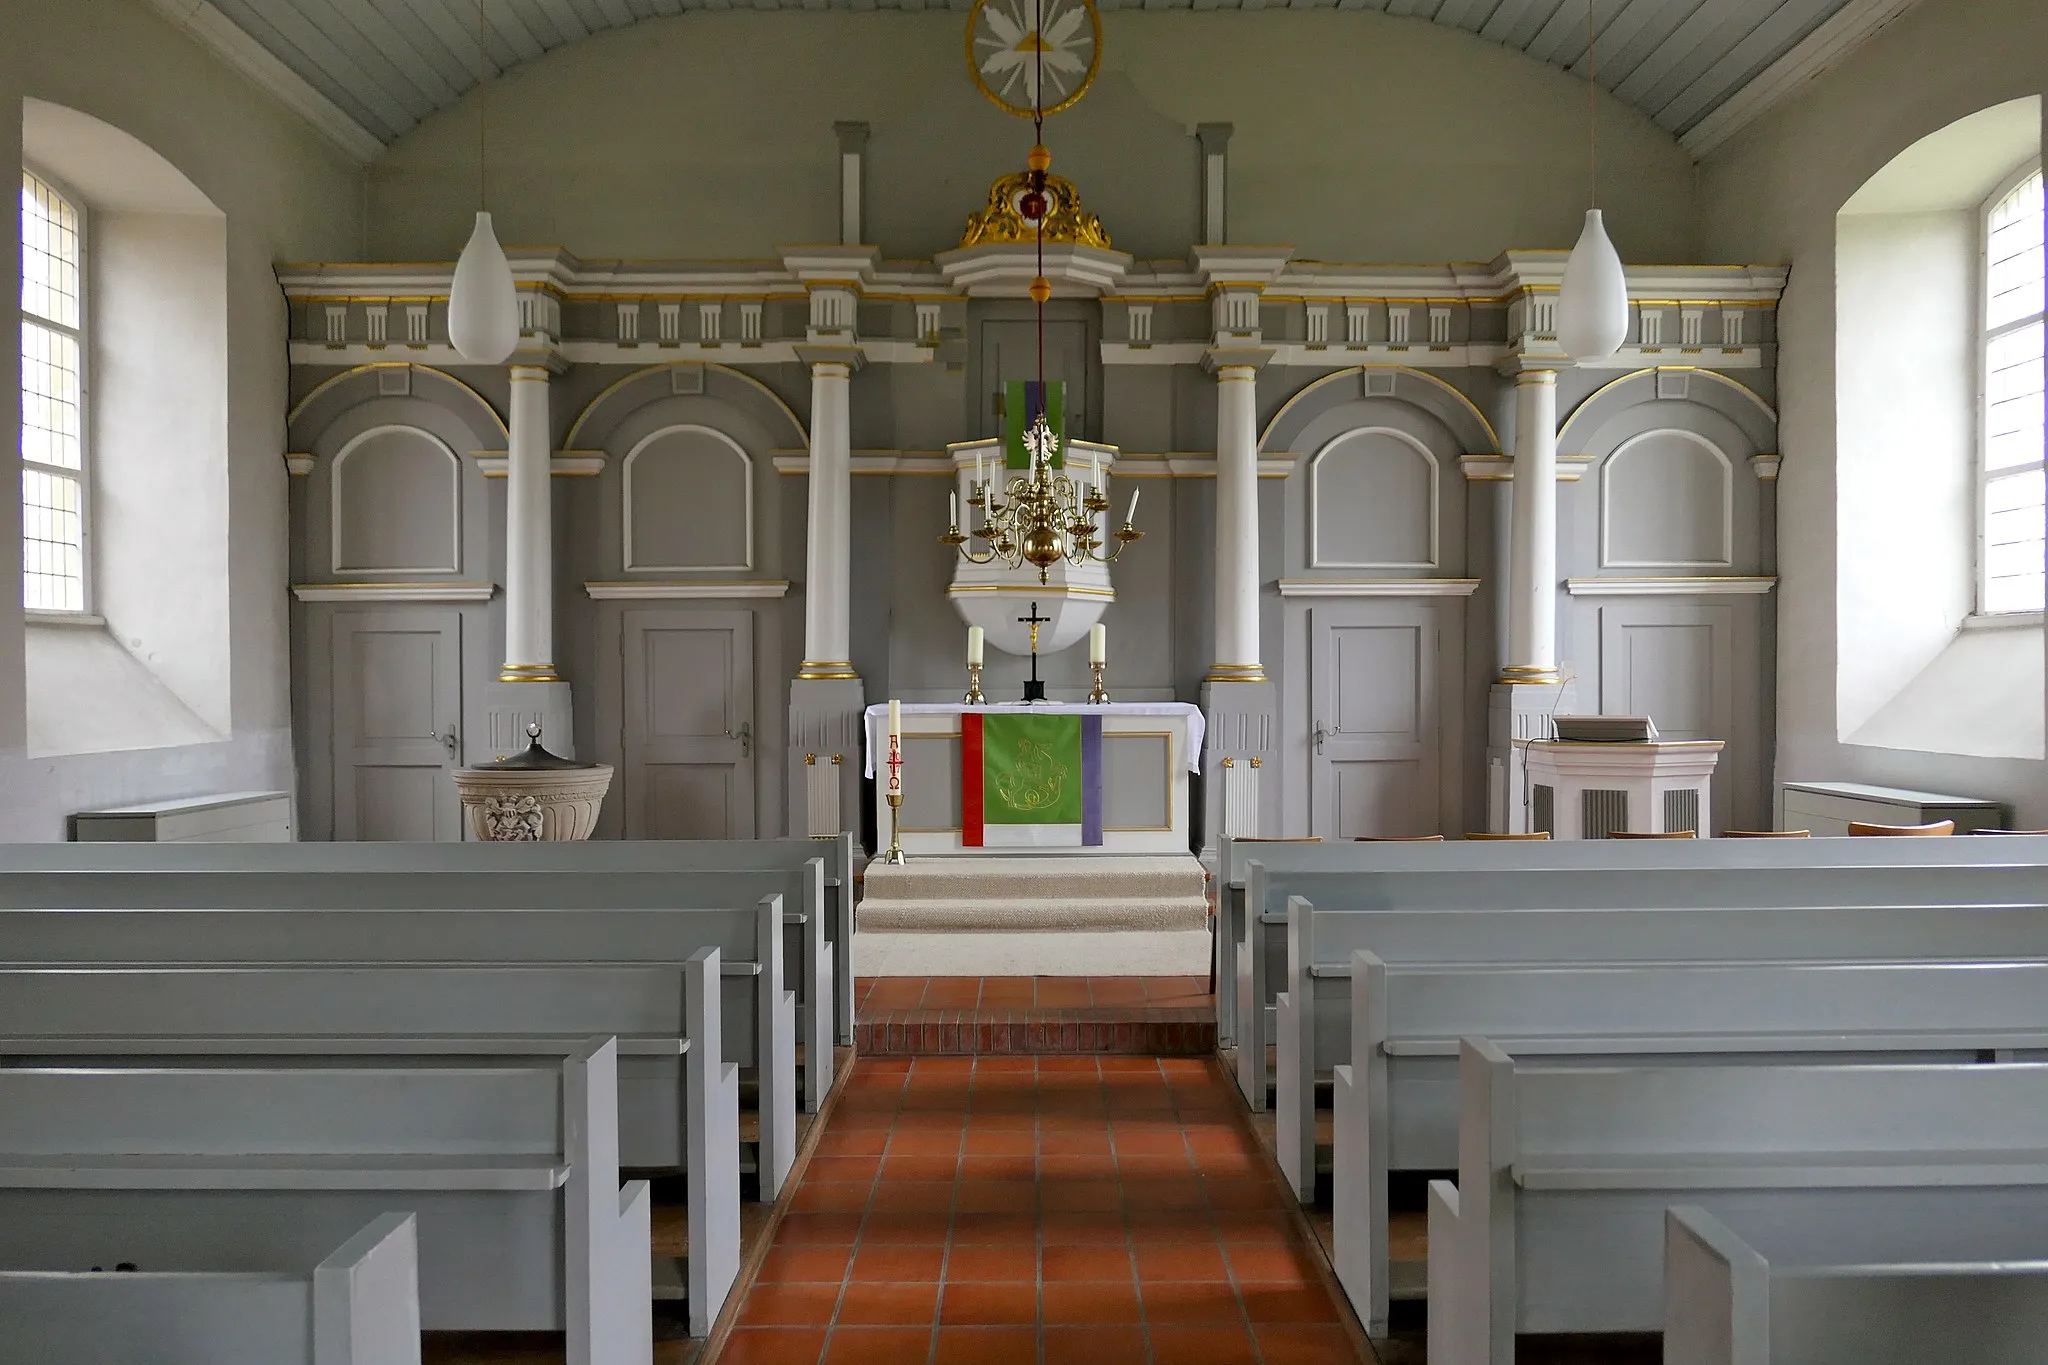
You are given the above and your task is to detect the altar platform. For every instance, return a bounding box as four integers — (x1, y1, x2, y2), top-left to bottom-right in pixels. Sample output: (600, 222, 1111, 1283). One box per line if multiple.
(864, 702, 1203, 856)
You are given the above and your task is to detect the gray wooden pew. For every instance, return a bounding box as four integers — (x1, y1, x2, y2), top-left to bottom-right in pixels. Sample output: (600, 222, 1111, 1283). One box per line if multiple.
(1215, 832, 2048, 1052)
(0, 896, 794, 1202)
(1235, 848, 2048, 1108)
(0, 859, 834, 1114)
(1427, 1042, 2048, 1365)
(1328, 950, 2048, 1332)
(0, 1212, 420, 1365)
(0, 834, 859, 1049)
(1664, 1205, 2048, 1365)
(0, 952, 742, 1334)
(0, 1039, 652, 1365)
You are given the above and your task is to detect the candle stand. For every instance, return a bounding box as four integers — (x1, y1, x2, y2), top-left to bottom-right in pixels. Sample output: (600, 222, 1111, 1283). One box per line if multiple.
(963, 662, 986, 705)
(881, 791, 908, 864)
(1087, 661, 1109, 704)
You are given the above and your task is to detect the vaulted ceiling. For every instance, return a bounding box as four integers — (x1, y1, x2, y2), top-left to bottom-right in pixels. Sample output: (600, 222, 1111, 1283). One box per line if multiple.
(156, 0, 1918, 160)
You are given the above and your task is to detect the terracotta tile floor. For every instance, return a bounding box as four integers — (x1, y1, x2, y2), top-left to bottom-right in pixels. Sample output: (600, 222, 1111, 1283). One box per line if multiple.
(718, 1054, 1370, 1365)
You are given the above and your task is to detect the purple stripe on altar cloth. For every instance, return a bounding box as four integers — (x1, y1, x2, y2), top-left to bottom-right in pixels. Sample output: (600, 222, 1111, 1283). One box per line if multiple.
(1081, 714, 1104, 846)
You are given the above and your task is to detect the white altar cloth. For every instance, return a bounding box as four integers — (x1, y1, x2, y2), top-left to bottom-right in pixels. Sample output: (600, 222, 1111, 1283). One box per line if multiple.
(862, 702, 1206, 777)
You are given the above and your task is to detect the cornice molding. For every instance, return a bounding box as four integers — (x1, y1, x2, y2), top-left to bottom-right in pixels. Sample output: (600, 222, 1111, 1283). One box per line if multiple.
(1278, 578, 1481, 598)
(1681, 0, 1926, 160)
(292, 581, 497, 603)
(1565, 576, 1778, 597)
(141, 0, 383, 163)
(472, 453, 608, 478)
(584, 580, 791, 600)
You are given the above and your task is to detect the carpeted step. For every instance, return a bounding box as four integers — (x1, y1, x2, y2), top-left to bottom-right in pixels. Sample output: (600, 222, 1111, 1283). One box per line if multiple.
(859, 854, 1209, 932)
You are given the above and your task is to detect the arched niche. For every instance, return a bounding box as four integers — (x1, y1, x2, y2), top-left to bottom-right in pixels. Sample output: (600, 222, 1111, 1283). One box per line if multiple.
(288, 366, 502, 582)
(330, 426, 462, 574)
(1559, 367, 1778, 458)
(1309, 427, 1440, 569)
(565, 364, 800, 579)
(622, 425, 755, 572)
(1600, 429, 1733, 569)
(1262, 365, 1500, 458)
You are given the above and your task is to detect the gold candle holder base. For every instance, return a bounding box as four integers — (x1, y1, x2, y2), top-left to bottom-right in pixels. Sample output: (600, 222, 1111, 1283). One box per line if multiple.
(881, 790, 908, 864)
(1087, 660, 1109, 704)
(964, 662, 986, 706)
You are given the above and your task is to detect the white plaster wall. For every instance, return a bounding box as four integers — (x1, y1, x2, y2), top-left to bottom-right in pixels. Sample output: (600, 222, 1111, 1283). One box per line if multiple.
(0, 0, 362, 839)
(1699, 0, 2048, 825)
(367, 10, 1698, 267)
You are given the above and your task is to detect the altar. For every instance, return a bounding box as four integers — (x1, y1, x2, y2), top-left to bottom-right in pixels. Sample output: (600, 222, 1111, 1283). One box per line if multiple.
(863, 703, 1204, 856)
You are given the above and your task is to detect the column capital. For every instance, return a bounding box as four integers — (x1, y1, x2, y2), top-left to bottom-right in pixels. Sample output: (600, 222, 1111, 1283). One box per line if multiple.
(1514, 368, 1559, 387)
(1203, 348, 1275, 376)
(795, 345, 866, 375)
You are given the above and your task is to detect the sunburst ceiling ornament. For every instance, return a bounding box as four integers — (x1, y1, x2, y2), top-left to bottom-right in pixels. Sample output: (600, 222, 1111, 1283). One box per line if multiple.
(967, 0, 1101, 119)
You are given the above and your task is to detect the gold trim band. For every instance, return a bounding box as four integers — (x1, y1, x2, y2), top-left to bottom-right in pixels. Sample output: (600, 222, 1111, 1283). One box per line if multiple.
(498, 664, 563, 683)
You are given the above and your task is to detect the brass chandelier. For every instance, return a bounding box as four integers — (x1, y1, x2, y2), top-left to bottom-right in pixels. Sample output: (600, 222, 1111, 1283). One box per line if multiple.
(943, 418, 1140, 585)
(945, 0, 1138, 587)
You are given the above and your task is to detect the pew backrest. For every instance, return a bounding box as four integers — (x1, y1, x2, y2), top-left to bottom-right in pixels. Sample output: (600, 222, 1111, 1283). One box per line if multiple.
(0, 1212, 421, 1365)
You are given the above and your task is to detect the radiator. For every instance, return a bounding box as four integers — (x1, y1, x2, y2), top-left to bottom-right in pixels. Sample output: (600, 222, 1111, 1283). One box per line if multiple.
(1532, 784, 1555, 837)
(804, 754, 843, 839)
(1663, 788, 1701, 835)
(1582, 788, 1630, 840)
(1222, 757, 1261, 839)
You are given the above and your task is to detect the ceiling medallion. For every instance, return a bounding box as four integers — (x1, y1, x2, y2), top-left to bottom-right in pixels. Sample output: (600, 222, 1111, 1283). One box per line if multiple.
(966, 0, 1101, 119)
(959, 170, 1112, 251)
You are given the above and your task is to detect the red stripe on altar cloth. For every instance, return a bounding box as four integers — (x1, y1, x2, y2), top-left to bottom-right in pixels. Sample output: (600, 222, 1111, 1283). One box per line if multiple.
(961, 712, 985, 846)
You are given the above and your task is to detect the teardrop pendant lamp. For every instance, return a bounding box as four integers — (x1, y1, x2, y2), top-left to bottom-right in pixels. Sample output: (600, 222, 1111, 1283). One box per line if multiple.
(447, 0, 520, 365)
(1554, 0, 1628, 362)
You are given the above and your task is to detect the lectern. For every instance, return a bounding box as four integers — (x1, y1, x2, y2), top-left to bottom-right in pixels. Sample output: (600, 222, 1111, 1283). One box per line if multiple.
(1521, 738, 1724, 839)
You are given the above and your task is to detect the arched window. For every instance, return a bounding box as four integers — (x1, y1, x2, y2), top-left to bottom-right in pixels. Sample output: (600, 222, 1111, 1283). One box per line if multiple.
(19, 169, 87, 613)
(1981, 165, 2045, 615)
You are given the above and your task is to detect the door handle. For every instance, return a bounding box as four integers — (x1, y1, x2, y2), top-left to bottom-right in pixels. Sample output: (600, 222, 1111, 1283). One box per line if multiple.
(733, 721, 752, 758)
(436, 728, 459, 758)
(1312, 722, 1326, 756)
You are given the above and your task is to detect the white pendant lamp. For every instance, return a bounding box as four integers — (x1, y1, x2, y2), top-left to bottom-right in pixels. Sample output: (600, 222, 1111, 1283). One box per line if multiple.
(1556, 209, 1628, 360)
(1554, 0, 1628, 362)
(449, 211, 519, 364)
(447, 0, 520, 365)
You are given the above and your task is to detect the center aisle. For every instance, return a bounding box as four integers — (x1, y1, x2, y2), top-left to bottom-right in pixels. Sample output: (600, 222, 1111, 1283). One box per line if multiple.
(718, 1055, 1369, 1365)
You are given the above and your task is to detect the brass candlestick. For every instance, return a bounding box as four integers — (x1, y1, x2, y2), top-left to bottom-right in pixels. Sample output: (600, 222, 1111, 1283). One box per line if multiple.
(1087, 661, 1109, 704)
(964, 662, 986, 705)
(881, 791, 907, 864)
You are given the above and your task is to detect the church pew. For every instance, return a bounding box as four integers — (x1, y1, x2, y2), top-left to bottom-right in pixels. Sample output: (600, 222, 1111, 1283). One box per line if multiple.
(0, 896, 792, 1204)
(0, 1212, 421, 1365)
(0, 1040, 653, 1365)
(0, 834, 859, 1049)
(0, 861, 833, 1116)
(1232, 846, 2048, 1108)
(1215, 833, 2048, 1049)
(1427, 1042, 2048, 1365)
(0, 955, 742, 1334)
(1663, 1204, 2048, 1365)
(1327, 949, 2048, 1333)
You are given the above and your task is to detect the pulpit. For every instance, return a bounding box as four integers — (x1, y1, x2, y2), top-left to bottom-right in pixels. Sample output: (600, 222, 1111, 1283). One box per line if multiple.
(864, 702, 1203, 856)
(1520, 738, 1724, 839)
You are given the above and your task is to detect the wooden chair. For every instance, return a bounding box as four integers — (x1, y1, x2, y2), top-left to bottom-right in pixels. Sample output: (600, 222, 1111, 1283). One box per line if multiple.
(1847, 819, 1955, 837)
(1725, 829, 1812, 838)
(1353, 835, 1447, 842)
(1464, 831, 1551, 840)
(1234, 837, 1324, 843)
(1609, 830, 1698, 839)
(1970, 828, 2048, 835)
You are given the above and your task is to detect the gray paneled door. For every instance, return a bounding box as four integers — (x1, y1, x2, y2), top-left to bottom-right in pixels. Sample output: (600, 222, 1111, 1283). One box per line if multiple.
(1309, 602, 1442, 839)
(330, 609, 464, 841)
(621, 609, 756, 838)
(1595, 599, 1748, 833)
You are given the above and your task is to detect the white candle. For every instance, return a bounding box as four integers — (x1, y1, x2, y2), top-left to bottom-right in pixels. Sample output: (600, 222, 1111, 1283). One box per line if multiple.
(887, 698, 901, 740)
(1125, 487, 1140, 525)
(949, 490, 958, 527)
(975, 450, 985, 493)
(967, 626, 984, 667)
(1089, 623, 1106, 665)
(1088, 451, 1100, 491)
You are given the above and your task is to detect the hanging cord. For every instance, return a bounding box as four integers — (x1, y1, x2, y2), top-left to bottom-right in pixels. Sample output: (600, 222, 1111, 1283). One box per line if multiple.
(476, 0, 488, 212)
(1586, 0, 1598, 210)
(1034, 0, 1046, 401)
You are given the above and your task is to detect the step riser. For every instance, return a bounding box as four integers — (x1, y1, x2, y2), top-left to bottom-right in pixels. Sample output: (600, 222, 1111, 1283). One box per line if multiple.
(856, 1015, 1216, 1056)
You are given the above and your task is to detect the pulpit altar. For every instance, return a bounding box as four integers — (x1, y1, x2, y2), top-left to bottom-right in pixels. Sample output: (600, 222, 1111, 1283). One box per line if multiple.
(863, 703, 1203, 856)
(1521, 737, 1724, 838)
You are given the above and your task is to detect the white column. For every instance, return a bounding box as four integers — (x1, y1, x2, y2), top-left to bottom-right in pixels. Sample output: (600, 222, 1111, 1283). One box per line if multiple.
(501, 364, 558, 683)
(1501, 368, 1560, 683)
(1208, 363, 1265, 682)
(799, 360, 856, 680)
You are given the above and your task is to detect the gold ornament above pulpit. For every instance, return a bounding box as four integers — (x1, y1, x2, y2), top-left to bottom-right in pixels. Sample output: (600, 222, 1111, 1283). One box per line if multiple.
(960, 170, 1112, 251)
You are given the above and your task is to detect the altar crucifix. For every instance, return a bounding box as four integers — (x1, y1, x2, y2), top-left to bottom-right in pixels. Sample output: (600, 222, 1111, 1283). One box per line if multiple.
(1018, 600, 1052, 703)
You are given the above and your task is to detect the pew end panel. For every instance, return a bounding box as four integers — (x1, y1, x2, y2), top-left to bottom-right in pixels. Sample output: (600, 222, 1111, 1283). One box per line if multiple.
(754, 893, 797, 1203)
(1426, 1179, 1464, 1365)
(684, 947, 741, 1336)
(1664, 1206, 1767, 1365)
(1332, 948, 1394, 1333)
